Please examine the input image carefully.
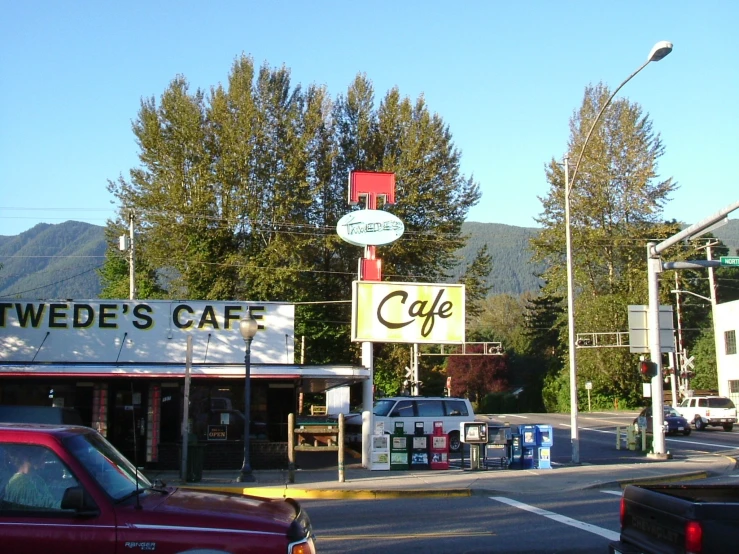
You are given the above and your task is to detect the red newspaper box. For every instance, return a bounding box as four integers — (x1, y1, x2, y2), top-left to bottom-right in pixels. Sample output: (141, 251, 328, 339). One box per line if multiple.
(429, 420, 450, 470)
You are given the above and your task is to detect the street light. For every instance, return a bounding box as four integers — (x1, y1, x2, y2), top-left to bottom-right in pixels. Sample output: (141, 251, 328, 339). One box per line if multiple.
(237, 313, 259, 482)
(564, 40, 672, 464)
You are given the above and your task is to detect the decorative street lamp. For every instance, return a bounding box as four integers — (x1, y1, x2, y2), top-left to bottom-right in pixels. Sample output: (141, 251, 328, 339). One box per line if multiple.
(564, 41, 672, 464)
(237, 313, 259, 482)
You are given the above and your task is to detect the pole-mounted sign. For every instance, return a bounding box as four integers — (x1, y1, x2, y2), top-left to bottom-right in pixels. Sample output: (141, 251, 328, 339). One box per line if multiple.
(336, 209, 404, 247)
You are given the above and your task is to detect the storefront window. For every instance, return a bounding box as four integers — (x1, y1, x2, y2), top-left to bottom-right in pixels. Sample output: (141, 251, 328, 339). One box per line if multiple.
(0, 381, 92, 426)
(187, 382, 271, 443)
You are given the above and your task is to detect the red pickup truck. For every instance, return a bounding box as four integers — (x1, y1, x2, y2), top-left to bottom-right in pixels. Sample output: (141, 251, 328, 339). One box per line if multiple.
(0, 423, 316, 554)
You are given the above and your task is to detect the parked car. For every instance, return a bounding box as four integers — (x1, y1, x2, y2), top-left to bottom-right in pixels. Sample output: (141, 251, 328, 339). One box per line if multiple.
(633, 405, 691, 436)
(0, 423, 316, 554)
(677, 395, 737, 431)
(345, 396, 476, 452)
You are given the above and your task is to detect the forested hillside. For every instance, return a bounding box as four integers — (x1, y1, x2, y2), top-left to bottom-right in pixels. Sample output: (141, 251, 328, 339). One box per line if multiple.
(2, 219, 738, 300)
(454, 222, 545, 295)
(0, 222, 106, 299)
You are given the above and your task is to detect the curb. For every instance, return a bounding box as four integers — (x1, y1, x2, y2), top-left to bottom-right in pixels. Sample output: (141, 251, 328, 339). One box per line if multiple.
(182, 486, 472, 500)
(582, 470, 712, 491)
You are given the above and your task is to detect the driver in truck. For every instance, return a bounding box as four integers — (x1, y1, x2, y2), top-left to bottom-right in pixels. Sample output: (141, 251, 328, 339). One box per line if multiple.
(3, 446, 57, 509)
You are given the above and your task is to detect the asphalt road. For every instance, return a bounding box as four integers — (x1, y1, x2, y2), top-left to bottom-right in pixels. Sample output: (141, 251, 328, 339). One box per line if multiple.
(302, 411, 739, 553)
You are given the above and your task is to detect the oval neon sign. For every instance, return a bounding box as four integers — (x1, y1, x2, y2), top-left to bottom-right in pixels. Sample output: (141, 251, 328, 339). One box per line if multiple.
(336, 209, 405, 247)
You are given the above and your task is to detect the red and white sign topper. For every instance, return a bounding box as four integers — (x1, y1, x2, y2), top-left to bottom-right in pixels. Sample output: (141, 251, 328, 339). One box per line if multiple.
(345, 171, 397, 281)
(348, 171, 395, 209)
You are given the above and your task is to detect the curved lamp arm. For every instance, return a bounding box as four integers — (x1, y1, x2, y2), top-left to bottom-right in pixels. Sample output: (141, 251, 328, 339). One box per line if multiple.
(567, 41, 673, 199)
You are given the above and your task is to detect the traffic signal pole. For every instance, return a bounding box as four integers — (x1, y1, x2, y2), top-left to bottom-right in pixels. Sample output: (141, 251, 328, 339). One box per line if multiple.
(647, 200, 739, 457)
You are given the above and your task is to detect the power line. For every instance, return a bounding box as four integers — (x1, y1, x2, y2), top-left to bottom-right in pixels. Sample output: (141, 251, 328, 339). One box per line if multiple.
(0, 264, 104, 298)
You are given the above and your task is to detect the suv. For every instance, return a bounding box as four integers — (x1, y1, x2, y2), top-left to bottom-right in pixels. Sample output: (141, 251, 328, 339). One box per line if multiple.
(677, 396, 737, 431)
(371, 396, 475, 452)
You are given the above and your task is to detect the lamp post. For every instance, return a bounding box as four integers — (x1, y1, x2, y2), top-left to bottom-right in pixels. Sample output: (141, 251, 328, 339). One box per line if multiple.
(564, 40, 672, 464)
(237, 313, 259, 482)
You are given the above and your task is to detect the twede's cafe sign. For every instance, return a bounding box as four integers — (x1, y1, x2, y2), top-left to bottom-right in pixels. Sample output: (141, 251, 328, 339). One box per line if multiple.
(351, 281, 465, 344)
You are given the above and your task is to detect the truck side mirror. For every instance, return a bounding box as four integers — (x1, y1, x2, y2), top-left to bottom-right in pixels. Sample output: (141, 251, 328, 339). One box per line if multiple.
(61, 486, 99, 517)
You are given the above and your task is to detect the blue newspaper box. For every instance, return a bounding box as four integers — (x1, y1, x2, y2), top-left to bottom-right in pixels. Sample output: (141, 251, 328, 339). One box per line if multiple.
(535, 424, 553, 447)
(519, 425, 537, 447)
(522, 446, 535, 469)
(534, 424, 553, 469)
(536, 446, 551, 469)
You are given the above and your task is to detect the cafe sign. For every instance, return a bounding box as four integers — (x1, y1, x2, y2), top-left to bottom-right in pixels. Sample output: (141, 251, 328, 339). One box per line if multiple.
(336, 209, 405, 247)
(351, 281, 465, 344)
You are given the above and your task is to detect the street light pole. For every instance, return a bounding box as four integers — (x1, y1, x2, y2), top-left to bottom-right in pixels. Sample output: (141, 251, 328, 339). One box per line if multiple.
(237, 313, 259, 482)
(564, 41, 672, 464)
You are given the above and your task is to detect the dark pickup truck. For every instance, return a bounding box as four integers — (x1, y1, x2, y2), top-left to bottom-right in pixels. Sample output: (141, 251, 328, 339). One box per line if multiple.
(609, 483, 739, 554)
(0, 423, 316, 554)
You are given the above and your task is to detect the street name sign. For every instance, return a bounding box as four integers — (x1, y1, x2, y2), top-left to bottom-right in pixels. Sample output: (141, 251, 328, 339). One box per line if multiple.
(720, 256, 739, 266)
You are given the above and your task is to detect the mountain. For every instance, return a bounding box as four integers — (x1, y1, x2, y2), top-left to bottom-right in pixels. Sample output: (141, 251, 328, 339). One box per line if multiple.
(2, 219, 738, 300)
(454, 222, 545, 295)
(0, 222, 106, 299)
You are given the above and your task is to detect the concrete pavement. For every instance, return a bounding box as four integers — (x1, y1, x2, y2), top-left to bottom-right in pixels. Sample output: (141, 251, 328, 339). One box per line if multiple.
(146, 452, 737, 500)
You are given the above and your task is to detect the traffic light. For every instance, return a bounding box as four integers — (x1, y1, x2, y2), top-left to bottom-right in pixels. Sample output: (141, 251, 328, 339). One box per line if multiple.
(639, 360, 658, 379)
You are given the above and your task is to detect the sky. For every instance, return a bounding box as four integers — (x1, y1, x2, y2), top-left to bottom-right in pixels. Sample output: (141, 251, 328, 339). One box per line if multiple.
(1, 1, 738, 237)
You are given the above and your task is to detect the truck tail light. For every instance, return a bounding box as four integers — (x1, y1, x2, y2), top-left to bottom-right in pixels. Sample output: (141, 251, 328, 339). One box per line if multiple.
(619, 497, 626, 526)
(685, 520, 702, 553)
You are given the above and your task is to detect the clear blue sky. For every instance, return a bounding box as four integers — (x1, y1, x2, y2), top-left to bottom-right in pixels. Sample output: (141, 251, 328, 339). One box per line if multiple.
(1, 1, 737, 237)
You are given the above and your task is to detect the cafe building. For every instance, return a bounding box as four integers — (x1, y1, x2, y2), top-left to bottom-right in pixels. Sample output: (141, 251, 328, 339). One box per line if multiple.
(0, 299, 368, 470)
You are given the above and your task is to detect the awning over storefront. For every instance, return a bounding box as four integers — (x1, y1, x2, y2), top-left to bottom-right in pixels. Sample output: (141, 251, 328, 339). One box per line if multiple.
(0, 363, 369, 392)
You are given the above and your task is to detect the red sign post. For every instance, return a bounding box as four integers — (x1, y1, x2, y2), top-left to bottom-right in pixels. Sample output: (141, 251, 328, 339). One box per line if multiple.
(348, 171, 396, 281)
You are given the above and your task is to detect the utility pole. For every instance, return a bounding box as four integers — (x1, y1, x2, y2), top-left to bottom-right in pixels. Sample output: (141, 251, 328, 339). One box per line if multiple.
(673, 274, 685, 396)
(118, 210, 136, 300)
(128, 211, 135, 300)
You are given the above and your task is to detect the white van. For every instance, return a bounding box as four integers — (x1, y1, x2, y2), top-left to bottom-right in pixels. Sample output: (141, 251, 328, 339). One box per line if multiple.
(372, 396, 475, 452)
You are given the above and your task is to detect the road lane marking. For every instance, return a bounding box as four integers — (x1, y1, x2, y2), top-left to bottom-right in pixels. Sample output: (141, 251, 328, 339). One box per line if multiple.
(559, 426, 736, 450)
(318, 531, 496, 541)
(489, 496, 620, 542)
(602, 490, 623, 496)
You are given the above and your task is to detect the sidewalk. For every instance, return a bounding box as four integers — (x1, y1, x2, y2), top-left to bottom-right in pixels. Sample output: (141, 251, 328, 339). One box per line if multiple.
(146, 453, 737, 500)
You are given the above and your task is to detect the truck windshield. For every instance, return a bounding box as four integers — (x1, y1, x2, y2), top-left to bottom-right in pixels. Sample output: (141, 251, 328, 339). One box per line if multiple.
(64, 431, 152, 500)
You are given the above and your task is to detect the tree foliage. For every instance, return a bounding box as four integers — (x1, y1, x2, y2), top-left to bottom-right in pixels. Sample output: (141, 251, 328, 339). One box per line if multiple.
(689, 325, 719, 391)
(104, 56, 480, 371)
(460, 244, 493, 322)
(446, 344, 509, 402)
(530, 82, 678, 409)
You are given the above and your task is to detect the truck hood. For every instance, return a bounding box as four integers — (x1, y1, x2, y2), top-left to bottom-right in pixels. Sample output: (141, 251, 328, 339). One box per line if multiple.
(127, 487, 300, 535)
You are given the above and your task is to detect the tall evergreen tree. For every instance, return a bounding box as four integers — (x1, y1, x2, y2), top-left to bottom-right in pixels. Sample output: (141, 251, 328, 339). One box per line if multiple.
(104, 58, 480, 368)
(460, 244, 493, 321)
(530, 82, 677, 409)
